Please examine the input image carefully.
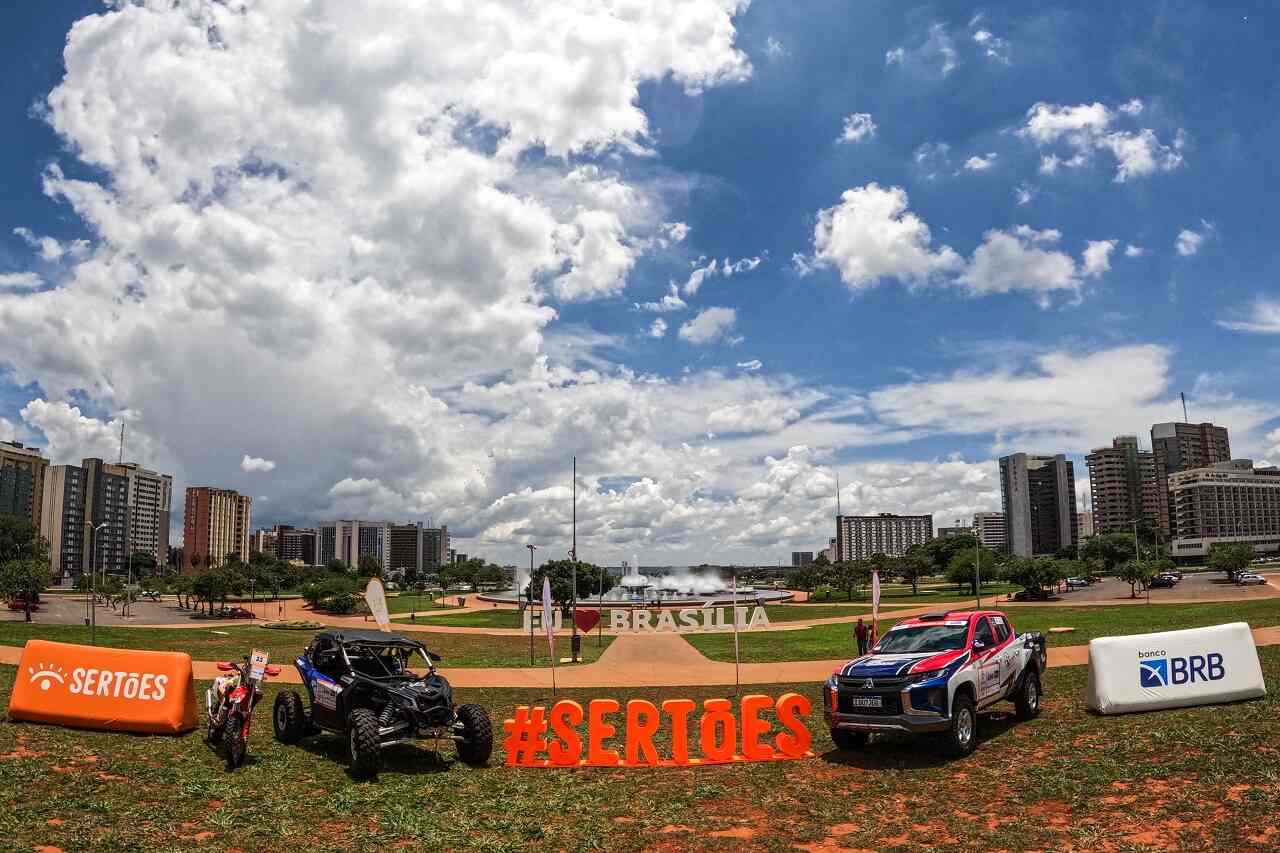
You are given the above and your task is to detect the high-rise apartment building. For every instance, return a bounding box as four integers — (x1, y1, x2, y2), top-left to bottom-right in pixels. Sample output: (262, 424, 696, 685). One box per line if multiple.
(937, 526, 971, 538)
(81, 458, 131, 576)
(38, 458, 172, 580)
(0, 440, 48, 529)
(276, 526, 318, 566)
(790, 551, 814, 567)
(1077, 511, 1095, 539)
(835, 513, 933, 562)
(120, 463, 172, 566)
(973, 512, 1007, 550)
(999, 453, 1079, 557)
(1151, 422, 1231, 538)
(40, 465, 86, 581)
(1086, 436, 1158, 536)
(1169, 460, 1280, 559)
(422, 525, 450, 568)
(388, 522, 425, 576)
(248, 528, 278, 556)
(318, 520, 390, 568)
(184, 487, 252, 571)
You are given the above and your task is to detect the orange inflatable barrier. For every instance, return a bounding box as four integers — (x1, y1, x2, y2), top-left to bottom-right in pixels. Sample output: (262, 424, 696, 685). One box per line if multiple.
(8, 639, 198, 735)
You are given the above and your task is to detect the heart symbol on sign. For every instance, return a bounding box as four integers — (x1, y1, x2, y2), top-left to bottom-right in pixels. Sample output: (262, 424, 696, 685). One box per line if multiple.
(574, 609, 601, 633)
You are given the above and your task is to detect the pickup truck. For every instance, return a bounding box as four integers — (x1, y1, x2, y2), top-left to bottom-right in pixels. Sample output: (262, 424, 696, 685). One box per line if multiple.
(823, 610, 1047, 756)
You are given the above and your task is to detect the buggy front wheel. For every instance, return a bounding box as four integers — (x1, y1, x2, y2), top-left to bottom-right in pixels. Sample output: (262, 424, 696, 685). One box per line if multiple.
(454, 704, 493, 766)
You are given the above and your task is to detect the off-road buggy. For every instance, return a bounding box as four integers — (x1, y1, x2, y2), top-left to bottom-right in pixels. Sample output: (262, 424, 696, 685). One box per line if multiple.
(272, 629, 492, 776)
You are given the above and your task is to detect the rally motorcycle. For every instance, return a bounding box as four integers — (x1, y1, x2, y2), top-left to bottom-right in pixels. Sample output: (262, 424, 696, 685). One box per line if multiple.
(205, 650, 281, 769)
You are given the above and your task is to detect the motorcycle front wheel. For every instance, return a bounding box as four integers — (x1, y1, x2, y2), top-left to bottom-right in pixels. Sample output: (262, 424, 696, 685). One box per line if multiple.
(223, 714, 247, 770)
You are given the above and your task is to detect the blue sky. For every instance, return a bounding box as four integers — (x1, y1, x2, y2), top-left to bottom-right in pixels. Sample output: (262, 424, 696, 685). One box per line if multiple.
(0, 1, 1277, 565)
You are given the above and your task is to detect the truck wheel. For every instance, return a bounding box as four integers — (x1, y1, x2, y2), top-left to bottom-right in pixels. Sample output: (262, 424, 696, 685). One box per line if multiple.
(945, 694, 977, 757)
(348, 709, 382, 777)
(223, 714, 246, 770)
(454, 704, 493, 767)
(273, 691, 305, 744)
(830, 728, 868, 751)
(1016, 670, 1042, 721)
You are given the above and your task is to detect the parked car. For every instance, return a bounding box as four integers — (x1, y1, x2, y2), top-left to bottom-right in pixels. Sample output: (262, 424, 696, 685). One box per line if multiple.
(823, 610, 1047, 757)
(219, 606, 254, 619)
(1236, 573, 1267, 586)
(1012, 588, 1053, 602)
(273, 629, 492, 776)
(1149, 576, 1176, 589)
(1064, 577, 1089, 590)
(7, 599, 40, 612)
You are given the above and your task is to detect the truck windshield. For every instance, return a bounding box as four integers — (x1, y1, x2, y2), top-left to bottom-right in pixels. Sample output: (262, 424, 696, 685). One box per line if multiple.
(875, 624, 968, 654)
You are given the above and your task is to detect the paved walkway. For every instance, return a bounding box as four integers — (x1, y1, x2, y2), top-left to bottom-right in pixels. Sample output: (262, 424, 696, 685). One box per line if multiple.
(4, 626, 1277, 689)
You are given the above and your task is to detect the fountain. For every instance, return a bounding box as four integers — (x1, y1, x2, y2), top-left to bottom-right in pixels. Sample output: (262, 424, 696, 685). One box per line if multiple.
(481, 559, 793, 608)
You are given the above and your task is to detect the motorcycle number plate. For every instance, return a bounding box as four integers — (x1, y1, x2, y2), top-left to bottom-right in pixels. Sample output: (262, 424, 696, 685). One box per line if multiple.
(848, 696, 882, 708)
(249, 649, 269, 681)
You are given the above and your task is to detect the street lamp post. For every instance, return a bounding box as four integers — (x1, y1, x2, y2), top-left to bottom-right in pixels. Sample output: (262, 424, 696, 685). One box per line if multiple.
(526, 543, 537, 666)
(91, 522, 109, 646)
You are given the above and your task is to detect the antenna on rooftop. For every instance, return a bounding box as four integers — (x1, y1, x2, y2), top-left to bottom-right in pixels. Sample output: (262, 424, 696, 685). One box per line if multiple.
(835, 471, 842, 517)
(118, 422, 126, 464)
(1180, 391, 1189, 423)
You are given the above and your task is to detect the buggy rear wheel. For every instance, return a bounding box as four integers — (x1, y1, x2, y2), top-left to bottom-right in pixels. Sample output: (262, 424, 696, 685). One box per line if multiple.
(454, 704, 493, 766)
(348, 709, 382, 778)
(273, 691, 305, 744)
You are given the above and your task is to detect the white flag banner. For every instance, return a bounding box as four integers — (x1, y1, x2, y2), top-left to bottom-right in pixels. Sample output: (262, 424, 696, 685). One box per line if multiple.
(363, 577, 391, 631)
(871, 570, 881, 625)
(541, 576, 556, 657)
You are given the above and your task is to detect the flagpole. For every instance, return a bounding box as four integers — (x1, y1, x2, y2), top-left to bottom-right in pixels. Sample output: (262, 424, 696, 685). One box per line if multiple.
(732, 567, 741, 698)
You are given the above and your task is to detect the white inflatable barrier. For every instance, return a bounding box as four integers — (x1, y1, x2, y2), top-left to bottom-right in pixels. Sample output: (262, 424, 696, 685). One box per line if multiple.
(1086, 622, 1266, 715)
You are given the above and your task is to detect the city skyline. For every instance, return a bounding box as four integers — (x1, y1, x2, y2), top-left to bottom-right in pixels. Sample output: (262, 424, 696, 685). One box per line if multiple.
(0, 3, 1278, 567)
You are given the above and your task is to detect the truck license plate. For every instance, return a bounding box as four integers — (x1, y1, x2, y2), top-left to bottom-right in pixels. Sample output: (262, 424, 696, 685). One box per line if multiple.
(848, 696, 882, 708)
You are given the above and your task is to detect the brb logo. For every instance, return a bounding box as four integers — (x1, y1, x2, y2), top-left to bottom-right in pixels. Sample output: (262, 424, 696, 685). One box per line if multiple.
(1138, 650, 1225, 688)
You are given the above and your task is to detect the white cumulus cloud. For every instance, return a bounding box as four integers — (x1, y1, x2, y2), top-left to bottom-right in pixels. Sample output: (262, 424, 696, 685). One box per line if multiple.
(241, 455, 277, 473)
(1020, 100, 1184, 182)
(839, 113, 877, 143)
(678, 307, 738, 345)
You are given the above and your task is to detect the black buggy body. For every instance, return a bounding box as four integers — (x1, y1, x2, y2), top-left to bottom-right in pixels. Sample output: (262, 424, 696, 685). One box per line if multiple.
(272, 628, 492, 775)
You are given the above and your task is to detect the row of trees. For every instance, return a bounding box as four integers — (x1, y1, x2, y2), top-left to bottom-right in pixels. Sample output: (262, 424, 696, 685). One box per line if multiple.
(784, 530, 1199, 601)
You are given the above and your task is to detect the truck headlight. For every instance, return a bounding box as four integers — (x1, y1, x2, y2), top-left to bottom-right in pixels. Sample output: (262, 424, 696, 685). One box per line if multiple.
(905, 669, 943, 685)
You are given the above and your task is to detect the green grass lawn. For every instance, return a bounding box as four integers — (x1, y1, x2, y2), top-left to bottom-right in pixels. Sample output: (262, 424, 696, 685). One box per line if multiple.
(685, 598, 1280, 663)
(1, 650, 1278, 852)
(0, 622, 612, 669)
(806, 582, 1019, 604)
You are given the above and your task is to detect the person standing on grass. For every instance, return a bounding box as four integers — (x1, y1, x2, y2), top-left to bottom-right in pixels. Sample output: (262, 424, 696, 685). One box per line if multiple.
(854, 618, 870, 656)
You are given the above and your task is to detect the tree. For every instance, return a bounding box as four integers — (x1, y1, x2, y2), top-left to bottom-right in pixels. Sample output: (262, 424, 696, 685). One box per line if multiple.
(915, 534, 980, 575)
(357, 554, 383, 578)
(830, 560, 870, 601)
(325, 558, 351, 575)
(128, 550, 159, 578)
(0, 514, 48, 563)
(0, 558, 51, 622)
(527, 559, 614, 607)
(892, 553, 930, 595)
(1081, 532, 1137, 575)
(945, 547, 1000, 596)
(1118, 559, 1156, 599)
(1001, 556, 1065, 596)
(785, 564, 824, 595)
(1208, 542, 1255, 580)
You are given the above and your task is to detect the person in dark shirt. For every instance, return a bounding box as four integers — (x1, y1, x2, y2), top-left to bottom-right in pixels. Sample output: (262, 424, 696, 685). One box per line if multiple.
(854, 618, 870, 655)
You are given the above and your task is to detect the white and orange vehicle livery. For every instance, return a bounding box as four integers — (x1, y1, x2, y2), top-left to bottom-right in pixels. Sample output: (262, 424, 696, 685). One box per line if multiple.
(823, 610, 1047, 756)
